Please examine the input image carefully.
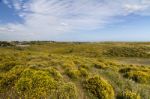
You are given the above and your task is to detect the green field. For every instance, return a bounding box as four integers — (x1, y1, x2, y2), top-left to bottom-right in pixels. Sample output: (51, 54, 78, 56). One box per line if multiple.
(0, 41, 150, 99)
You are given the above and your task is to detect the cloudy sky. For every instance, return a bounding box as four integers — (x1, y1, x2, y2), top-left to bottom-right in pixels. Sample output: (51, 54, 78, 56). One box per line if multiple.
(0, 0, 150, 41)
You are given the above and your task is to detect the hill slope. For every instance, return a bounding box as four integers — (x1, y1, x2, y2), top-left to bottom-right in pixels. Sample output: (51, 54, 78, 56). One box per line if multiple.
(0, 42, 150, 99)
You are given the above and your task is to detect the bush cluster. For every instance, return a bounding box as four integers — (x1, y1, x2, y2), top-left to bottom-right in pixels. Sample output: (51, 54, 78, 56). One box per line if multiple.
(119, 67, 150, 84)
(48, 68, 63, 81)
(15, 69, 78, 98)
(15, 69, 58, 98)
(83, 75, 115, 99)
(0, 61, 19, 72)
(57, 82, 78, 99)
(0, 65, 25, 92)
(104, 46, 150, 58)
(79, 68, 89, 77)
(0, 41, 13, 47)
(117, 90, 141, 99)
(94, 62, 107, 69)
(65, 69, 81, 79)
(125, 71, 150, 84)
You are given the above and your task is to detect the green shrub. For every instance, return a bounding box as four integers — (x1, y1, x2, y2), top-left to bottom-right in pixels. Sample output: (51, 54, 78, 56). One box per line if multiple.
(65, 69, 80, 79)
(49, 59, 62, 66)
(16, 78, 32, 92)
(119, 68, 133, 73)
(124, 71, 150, 84)
(120, 67, 150, 84)
(83, 75, 115, 99)
(48, 68, 63, 80)
(117, 90, 141, 99)
(57, 82, 78, 99)
(104, 46, 150, 58)
(0, 61, 18, 72)
(15, 68, 78, 98)
(15, 69, 58, 98)
(80, 64, 90, 70)
(62, 61, 76, 69)
(94, 62, 107, 69)
(79, 68, 89, 77)
(0, 41, 13, 47)
(0, 65, 25, 92)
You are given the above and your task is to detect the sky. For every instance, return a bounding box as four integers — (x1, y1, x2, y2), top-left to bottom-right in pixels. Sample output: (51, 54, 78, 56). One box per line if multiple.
(0, 0, 150, 41)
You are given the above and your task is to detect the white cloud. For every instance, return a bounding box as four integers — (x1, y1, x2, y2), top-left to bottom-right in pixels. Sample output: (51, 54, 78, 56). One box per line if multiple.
(0, 26, 14, 32)
(1, 0, 150, 40)
(124, 4, 146, 12)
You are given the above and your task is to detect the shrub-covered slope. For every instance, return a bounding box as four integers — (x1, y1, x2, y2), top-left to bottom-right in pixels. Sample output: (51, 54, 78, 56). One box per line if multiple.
(0, 42, 150, 99)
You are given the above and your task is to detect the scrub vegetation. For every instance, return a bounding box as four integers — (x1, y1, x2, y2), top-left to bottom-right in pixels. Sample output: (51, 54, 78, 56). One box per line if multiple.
(0, 41, 150, 99)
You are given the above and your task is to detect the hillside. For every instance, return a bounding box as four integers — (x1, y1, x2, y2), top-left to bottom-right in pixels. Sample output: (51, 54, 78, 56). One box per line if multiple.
(0, 42, 150, 99)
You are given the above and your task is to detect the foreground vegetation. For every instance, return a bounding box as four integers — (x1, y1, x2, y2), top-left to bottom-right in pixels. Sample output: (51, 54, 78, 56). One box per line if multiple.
(0, 41, 150, 99)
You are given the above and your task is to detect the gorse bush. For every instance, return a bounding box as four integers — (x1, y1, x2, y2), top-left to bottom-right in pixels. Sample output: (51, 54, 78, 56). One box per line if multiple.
(117, 90, 141, 99)
(124, 71, 150, 84)
(119, 67, 150, 84)
(94, 62, 107, 69)
(83, 75, 115, 99)
(65, 69, 80, 79)
(104, 46, 150, 58)
(57, 82, 78, 99)
(79, 64, 90, 70)
(48, 67, 63, 81)
(79, 68, 89, 77)
(0, 61, 19, 72)
(15, 68, 78, 98)
(119, 67, 134, 74)
(15, 69, 58, 98)
(0, 65, 25, 92)
(62, 61, 76, 69)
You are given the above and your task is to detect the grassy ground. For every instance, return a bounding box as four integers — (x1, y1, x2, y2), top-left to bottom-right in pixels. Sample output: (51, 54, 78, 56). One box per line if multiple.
(0, 42, 150, 99)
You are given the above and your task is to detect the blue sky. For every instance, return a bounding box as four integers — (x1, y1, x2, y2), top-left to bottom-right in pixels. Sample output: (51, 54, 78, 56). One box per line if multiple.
(0, 0, 150, 41)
